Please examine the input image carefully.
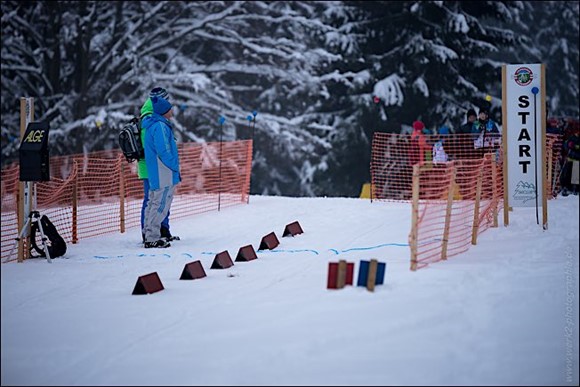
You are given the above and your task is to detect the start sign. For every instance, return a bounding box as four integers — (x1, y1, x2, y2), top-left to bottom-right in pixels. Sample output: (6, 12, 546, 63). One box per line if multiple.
(502, 64, 546, 209)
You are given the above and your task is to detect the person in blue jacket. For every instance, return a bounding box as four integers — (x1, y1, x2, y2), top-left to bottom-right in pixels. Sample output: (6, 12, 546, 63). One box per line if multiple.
(141, 96, 181, 248)
(138, 87, 178, 243)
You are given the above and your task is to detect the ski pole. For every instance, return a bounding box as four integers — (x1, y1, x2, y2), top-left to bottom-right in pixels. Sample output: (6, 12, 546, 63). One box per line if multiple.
(247, 111, 257, 203)
(531, 86, 539, 226)
(251, 110, 258, 144)
(246, 114, 253, 139)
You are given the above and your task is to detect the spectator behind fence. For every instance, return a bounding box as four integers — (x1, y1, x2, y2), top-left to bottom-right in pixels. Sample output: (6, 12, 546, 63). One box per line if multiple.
(408, 120, 430, 166)
(141, 96, 182, 248)
(547, 117, 562, 135)
(560, 126, 580, 196)
(432, 126, 450, 163)
(138, 87, 179, 243)
(454, 108, 477, 159)
(472, 107, 500, 156)
(458, 109, 477, 135)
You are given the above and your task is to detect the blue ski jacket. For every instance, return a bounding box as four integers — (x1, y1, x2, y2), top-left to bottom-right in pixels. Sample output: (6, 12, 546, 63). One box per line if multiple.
(141, 113, 181, 190)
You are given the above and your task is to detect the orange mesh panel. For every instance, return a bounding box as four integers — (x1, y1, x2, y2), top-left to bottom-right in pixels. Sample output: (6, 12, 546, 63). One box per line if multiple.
(410, 156, 503, 270)
(546, 133, 564, 198)
(372, 132, 507, 270)
(1, 140, 252, 263)
(371, 133, 503, 201)
(1, 164, 20, 261)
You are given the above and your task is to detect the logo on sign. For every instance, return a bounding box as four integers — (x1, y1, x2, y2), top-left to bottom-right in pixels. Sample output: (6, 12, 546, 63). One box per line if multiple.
(513, 67, 534, 86)
(23, 129, 45, 143)
(513, 181, 536, 203)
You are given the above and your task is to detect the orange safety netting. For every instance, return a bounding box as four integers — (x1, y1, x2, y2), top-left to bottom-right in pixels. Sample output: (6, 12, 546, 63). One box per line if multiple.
(371, 132, 563, 270)
(1, 140, 252, 262)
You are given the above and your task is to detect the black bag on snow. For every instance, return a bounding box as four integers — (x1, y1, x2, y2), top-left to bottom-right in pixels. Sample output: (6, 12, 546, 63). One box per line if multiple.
(30, 214, 67, 258)
(118, 117, 144, 163)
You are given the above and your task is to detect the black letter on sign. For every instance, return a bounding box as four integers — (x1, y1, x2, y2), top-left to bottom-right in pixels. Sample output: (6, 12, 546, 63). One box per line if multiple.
(519, 144, 531, 157)
(518, 128, 531, 141)
(518, 95, 530, 108)
(518, 112, 530, 125)
(519, 160, 531, 174)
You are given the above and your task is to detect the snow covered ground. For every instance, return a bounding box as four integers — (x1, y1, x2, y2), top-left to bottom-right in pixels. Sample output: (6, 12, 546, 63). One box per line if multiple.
(1, 195, 579, 386)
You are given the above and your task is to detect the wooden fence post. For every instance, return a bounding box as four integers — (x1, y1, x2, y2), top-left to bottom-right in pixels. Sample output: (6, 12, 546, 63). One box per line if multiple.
(119, 158, 125, 233)
(18, 97, 34, 262)
(441, 164, 455, 260)
(244, 140, 253, 203)
(471, 165, 484, 245)
(409, 164, 420, 271)
(72, 163, 78, 244)
(492, 157, 498, 227)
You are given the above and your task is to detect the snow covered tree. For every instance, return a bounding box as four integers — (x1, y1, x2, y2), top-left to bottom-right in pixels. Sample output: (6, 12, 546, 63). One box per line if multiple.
(310, 1, 531, 197)
(1, 0, 361, 196)
(514, 1, 579, 117)
(1, 1, 578, 197)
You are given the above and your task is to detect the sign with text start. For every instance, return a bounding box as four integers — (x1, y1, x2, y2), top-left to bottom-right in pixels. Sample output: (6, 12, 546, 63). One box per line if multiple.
(502, 63, 546, 208)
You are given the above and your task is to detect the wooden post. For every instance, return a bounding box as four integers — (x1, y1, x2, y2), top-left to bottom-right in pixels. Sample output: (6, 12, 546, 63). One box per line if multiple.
(244, 139, 253, 203)
(366, 258, 378, 292)
(409, 164, 420, 271)
(441, 164, 455, 260)
(501, 66, 510, 227)
(491, 157, 498, 227)
(72, 167, 78, 244)
(119, 158, 125, 233)
(18, 97, 34, 262)
(336, 259, 347, 289)
(471, 165, 483, 245)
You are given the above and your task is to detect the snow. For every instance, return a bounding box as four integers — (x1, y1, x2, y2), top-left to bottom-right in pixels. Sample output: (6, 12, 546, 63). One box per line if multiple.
(450, 13, 469, 34)
(1, 195, 579, 386)
(373, 74, 405, 107)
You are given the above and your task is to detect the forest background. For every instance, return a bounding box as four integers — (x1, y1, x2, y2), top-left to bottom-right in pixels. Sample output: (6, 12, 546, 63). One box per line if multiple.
(1, 1, 578, 197)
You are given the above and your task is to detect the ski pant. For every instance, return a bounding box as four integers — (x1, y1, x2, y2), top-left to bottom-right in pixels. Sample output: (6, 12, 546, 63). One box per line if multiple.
(143, 184, 175, 242)
(141, 178, 170, 232)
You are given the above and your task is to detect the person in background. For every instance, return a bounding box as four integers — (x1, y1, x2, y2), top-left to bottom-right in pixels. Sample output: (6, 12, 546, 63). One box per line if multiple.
(546, 117, 562, 135)
(408, 120, 430, 166)
(432, 126, 450, 163)
(458, 109, 477, 135)
(141, 96, 182, 248)
(560, 126, 580, 196)
(472, 107, 500, 156)
(138, 87, 179, 243)
(455, 108, 477, 159)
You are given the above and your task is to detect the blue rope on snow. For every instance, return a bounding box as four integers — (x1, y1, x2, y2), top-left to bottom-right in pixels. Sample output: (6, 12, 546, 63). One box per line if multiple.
(93, 241, 415, 260)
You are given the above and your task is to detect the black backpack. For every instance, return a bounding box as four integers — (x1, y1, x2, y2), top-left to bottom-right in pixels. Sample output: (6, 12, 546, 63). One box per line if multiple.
(30, 214, 67, 259)
(118, 117, 144, 163)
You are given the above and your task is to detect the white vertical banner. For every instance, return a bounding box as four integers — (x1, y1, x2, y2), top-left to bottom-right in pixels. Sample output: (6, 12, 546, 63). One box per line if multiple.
(503, 64, 546, 210)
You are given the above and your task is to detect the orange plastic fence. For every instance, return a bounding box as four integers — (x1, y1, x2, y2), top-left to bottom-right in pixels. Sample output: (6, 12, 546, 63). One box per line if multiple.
(1, 140, 252, 263)
(371, 132, 563, 270)
(546, 133, 564, 196)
